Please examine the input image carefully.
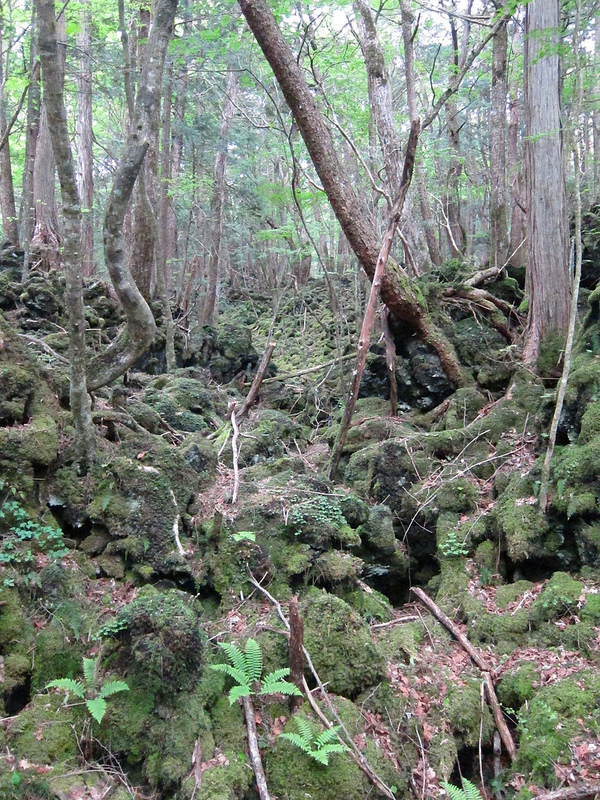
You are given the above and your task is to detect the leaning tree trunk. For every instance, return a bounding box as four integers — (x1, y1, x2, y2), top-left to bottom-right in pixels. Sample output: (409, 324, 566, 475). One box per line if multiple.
(36, 0, 94, 467)
(237, 0, 464, 386)
(75, 0, 94, 277)
(523, 0, 570, 364)
(85, 0, 177, 390)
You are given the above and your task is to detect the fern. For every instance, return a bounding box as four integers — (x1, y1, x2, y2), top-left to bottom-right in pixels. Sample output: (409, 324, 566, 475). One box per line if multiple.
(82, 657, 96, 688)
(46, 657, 128, 724)
(45, 678, 86, 699)
(211, 638, 301, 704)
(280, 719, 346, 766)
(442, 778, 484, 800)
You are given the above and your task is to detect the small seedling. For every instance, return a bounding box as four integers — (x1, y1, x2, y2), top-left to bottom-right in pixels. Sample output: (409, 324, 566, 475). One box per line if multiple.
(46, 656, 129, 723)
(280, 717, 347, 765)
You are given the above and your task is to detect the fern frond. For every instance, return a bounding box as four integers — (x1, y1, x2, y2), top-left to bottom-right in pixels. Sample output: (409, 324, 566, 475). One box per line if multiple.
(210, 664, 250, 689)
(228, 684, 252, 705)
(442, 783, 468, 800)
(311, 749, 330, 765)
(82, 657, 97, 688)
(263, 667, 291, 683)
(260, 679, 302, 697)
(318, 743, 347, 757)
(314, 726, 342, 748)
(280, 732, 312, 752)
(462, 778, 483, 800)
(218, 642, 247, 676)
(98, 680, 130, 698)
(46, 678, 86, 699)
(86, 697, 107, 724)
(244, 638, 262, 683)
(294, 717, 313, 743)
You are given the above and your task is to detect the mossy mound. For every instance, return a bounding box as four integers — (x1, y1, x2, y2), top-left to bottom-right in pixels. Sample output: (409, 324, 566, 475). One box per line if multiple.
(302, 592, 386, 698)
(528, 571, 582, 627)
(142, 370, 228, 433)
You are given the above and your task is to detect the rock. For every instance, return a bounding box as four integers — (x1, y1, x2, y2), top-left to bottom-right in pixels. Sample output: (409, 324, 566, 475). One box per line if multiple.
(79, 529, 112, 556)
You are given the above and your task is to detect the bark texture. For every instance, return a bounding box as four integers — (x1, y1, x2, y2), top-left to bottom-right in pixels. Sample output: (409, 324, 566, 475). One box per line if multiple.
(238, 0, 464, 386)
(523, 0, 570, 363)
(490, 18, 508, 271)
(21, 11, 41, 281)
(0, 6, 19, 244)
(75, 2, 94, 276)
(86, 0, 177, 390)
(36, 0, 94, 465)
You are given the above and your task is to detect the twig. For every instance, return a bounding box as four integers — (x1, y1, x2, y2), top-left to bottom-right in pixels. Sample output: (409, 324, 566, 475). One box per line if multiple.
(482, 672, 516, 761)
(289, 595, 304, 711)
(168, 488, 185, 557)
(371, 615, 419, 630)
(251, 353, 356, 385)
(243, 695, 271, 800)
(533, 784, 600, 800)
(17, 333, 69, 363)
(231, 408, 241, 504)
(240, 341, 276, 417)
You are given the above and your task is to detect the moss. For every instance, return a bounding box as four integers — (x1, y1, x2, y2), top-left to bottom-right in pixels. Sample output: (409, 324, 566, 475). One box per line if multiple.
(495, 580, 534, 609)
(339, 496, 370, 528)
(515, 671, 600, 784)
(315, 551, 363, 583)
(8, 694, 79, 763)
(376, 620, 424, 663)
(468, 609, 529, 651)
(474, 540, 497, 575)
(444, 677, 494, 748)
(302, 592, 386, 698)
(357, 504, 396, 556)
(31, 625, 85, 693)
(580, 592, 600, 623)
(493, 473, 549, 562)
(528, 572, 582, 627)
(443, 387, 487, 430)
(0, 363, 36, 425)
(553, 434, 600, 484)
(342, 587, 393, 623)
(578, 401, 600, 444)
(497, 662, 539, 710)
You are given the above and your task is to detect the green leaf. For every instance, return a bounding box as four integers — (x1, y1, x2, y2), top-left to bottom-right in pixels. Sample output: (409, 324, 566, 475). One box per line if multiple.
(218, 641, 248, 677)
(244, 638, 262, 683)
(46, 678, 86, 698)
(314, 726, 342, 748)
(228, 684, 252, 705)
(210, 663, 251, 688)
(86, 697, 107, 724)
(82, 657, 97, 688)
(98, 680, 129, 698)
(280, 732, 311, 752)
(262, 667, 290, 683)
(260, 679, 302, 697)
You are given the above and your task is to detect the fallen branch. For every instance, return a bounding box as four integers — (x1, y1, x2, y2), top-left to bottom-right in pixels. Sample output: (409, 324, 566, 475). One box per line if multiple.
(251, 353, 355, 386)
(169, 488, 185, 557)
(231, 407, 241, 504)
(289, 596, 304, 712)
(240, 341, 276, 417)
(410, 587, 516, 761)
(243, 695, 271, 800)
(370, 615, 420, 630)
(17, 332, 69, 364)
(249, 574, 396, 800)
(381, 307, 398, 417)
(533, 784, 600, 800)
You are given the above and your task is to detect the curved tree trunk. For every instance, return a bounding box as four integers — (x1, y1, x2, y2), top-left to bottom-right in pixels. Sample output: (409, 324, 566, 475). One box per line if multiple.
(237, 0, 464, 386)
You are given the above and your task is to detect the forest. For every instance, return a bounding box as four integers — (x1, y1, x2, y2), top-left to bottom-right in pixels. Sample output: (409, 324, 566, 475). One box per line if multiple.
(1, 0, 600, 798)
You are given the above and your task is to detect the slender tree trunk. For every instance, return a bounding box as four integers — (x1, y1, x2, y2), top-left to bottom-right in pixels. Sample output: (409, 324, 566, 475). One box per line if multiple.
(202, 66, 238, 327)
(416, 170, 442, 267)
(523, 0, 570, 363)
(86, 0, 176, 390)
(238, 0, 465, 386)
(0, 3, 19, 244)
(490, 17, 508, 271)
(75, 0, 94, 276)
(507, 87, 527, 268)
(21, 8, 41, 281)
(159, 58, 173, 291)
(36, 0, 94, 466)
(594, 13, 600, 202)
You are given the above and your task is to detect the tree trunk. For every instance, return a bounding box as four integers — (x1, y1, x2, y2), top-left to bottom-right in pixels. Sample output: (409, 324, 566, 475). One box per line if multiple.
(36, 0, 94, 466)
(86, 0, 176, 390)
(202, 66, 238, 327)
(594, 13, 600, 202)
(490, 17, 508, 271)
(75, 1, 94, 277)
(21, 8, 41, 281)
(523, 0, 570, 363)
(0, 5, 19, 244)
(159, 58, 173, 291)
(507, 88, 526, 268)
(237, 0, 465, 386)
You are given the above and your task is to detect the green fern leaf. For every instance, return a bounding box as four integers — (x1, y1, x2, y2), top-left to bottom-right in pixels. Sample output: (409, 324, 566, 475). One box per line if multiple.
(210, 664, 251, 689)
(294, 717, 313, 743)
(98, 680, 130, 698)
(318, 743, 347, 757)
(311, 749, 330, 765)
(86, 696, 107, 724)
(219, 642, 247, 677)
(82, 657, 97, 688)
(314, 726, 342, 748)
(263, 667, 290, 683)
(280, 732, 312, 753)
(442, 783, 468, 800)
(45, 678, 86, 699)
(260, 679, 302, 697)
(228, 684, 252, 705)
(244, 639, 262, 683)
(462, 778, 483, 800)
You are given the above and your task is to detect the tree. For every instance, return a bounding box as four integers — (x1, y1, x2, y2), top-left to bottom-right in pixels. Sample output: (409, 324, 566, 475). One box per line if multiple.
(490, 13, 508, 272)
(0, 1, 19, 244)
(75, 0, 94, 277)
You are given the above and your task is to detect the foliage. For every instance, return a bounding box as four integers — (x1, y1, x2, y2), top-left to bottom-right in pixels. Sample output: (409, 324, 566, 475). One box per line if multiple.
(210, 638, 302, 705)
(0, 496, 68, 585)
(45, 656, 129, 723)
(442, 778, 483, 800)
(438, 530, 469, 558)
(280, 717, 347, 766)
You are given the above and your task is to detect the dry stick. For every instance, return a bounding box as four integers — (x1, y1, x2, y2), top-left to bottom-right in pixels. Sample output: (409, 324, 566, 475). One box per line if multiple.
(410, 587, 517, 761)
(231, 408, 241, 504)
(289, 595, 304, 712)
(239, 341, 276, 418)
(328, 120, 420, 479)
(252, 353, 356, 385)
(534, 784, 600, 800)
(382, 307, 398, 416)
(242, 695, 271, 800)
(370, 615, 420, 630)
(248, 575, 396, 800)
(539, 5, 584, 514)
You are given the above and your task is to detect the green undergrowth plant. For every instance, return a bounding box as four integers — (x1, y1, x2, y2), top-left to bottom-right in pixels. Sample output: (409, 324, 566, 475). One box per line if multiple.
(46, 656, 129, 723)
(442, 777, 484, 800)
(211, 637, 302, 704)
(280, 717, 347, 765)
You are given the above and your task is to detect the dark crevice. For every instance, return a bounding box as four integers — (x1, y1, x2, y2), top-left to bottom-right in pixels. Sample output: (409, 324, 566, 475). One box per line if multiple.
(5, 673, 32, 716)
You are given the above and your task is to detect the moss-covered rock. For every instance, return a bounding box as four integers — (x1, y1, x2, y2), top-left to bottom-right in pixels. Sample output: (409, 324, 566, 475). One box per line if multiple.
(497, 662, 538, 710)
(444, 677, 494, 748)
(302, 592, 386, 698)
(493, 473, 550, 563)
(528, 572, 582, 627)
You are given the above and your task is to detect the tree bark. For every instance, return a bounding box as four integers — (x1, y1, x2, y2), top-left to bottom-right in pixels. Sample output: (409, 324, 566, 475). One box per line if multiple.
(507, 87, 527, 269)
(36, 0, 94, 466)
(490, 16, 508, 271)
(0, 3, 19, 244)
(21, 8, 41, 281)
(86, 0, 176, 390)
(237, 0, 465, 387)
(523, 0, 570, 363)
(75, 0, 94, 277)
(202, 66, 238, 327)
